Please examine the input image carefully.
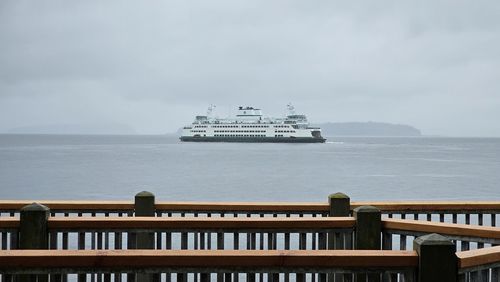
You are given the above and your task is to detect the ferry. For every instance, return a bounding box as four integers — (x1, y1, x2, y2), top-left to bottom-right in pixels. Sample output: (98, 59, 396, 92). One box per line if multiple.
(180, 104, 326, 143)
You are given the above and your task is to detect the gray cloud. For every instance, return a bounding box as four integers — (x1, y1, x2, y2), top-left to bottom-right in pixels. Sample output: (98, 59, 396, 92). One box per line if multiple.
(1, 0, 500, 135)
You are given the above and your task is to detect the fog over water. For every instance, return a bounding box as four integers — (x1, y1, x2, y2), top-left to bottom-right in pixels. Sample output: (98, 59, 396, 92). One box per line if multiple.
(1, 1, 500, 136)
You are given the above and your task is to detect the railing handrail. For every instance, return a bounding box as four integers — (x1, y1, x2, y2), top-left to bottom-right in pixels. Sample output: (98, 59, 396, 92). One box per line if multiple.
(0, 217, 18, 228)
(0, 249, 418, 270)
(353, 201, 500, 212)
(4, 216, 499, 240)
(383, 218, 500, 240)
(1, 200, 499, 213)
(0, 200, 133, 211)
(4, 215, 500, 235)
(47, 216, 356, 230)
(457, 245, 500, 269)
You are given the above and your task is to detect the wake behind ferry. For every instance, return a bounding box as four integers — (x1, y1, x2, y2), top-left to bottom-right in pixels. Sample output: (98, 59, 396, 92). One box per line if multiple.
(180, 104, 326, 143)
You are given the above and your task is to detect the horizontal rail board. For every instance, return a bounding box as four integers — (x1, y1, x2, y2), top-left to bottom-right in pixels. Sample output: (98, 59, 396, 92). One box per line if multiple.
(47, 217, 356, 230)
(353, 201, 500, 212)
(383, 218, 500, 240)
(156, 202, 328, 212)
(0, 200, 133, 211)
(0, 217, 19, 229)
(457, 246, 500, 269)
(0, 250, 418, 269)
(1, 200, 499, 213)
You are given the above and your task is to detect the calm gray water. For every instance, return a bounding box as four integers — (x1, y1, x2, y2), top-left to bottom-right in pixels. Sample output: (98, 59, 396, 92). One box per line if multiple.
(0, 134, 499, 202)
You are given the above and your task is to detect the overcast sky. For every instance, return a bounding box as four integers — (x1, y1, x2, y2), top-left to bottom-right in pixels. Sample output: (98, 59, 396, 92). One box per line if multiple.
(1, 1, 499, 136)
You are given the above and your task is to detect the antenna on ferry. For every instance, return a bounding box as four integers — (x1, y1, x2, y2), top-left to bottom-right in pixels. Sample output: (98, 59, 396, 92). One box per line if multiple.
(287, 103, 295, 115)
(207, 104, 216, 116)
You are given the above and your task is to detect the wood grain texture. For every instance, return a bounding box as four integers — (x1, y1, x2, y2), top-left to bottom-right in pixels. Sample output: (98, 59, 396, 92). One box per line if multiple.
(457, 246, 500, 268)
(383, 218, 500, 239)
(0, 200, 133, 211)
(47, 216, 356, 230)
(1, 200, 499, 212)
(0, 217, 19, 228)
(353, 201, 500, 212)
(0, 249, 418, 268)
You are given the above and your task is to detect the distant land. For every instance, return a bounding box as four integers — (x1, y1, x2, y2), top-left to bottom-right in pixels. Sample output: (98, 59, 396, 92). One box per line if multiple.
(7, 123, 136, 135)
(175, 122, 421, 136)
(5, 121, 421, 136)
(314, 122, 421, 137)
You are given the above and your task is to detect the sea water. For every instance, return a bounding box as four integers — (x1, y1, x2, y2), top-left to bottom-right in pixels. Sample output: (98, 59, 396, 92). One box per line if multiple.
(0, 134, 499, 202)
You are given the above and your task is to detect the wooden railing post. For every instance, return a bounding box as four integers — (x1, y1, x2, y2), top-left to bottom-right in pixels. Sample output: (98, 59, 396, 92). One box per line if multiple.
(18, 203, 50, 282)
(353, 205, 381, 249)
(413, 233, 456, 282)
(354, 205, 381, 282)
(329, 192, 350, 217)
(134, 191, 158, 282)
(328, 193, 351, 282)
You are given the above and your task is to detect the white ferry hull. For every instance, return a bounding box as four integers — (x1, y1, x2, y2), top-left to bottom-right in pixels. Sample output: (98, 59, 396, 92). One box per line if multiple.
(180, 136, 326, 143)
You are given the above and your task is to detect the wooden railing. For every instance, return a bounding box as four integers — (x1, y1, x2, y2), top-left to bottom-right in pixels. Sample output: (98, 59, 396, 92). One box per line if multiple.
(1, 217, 355, 252)
(383, 218, 500, 251)
(457, 246, 500, 282)
(0, 250, 418, 280)
(1, 199, 499, 222)
(1, 192, 500, 282)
